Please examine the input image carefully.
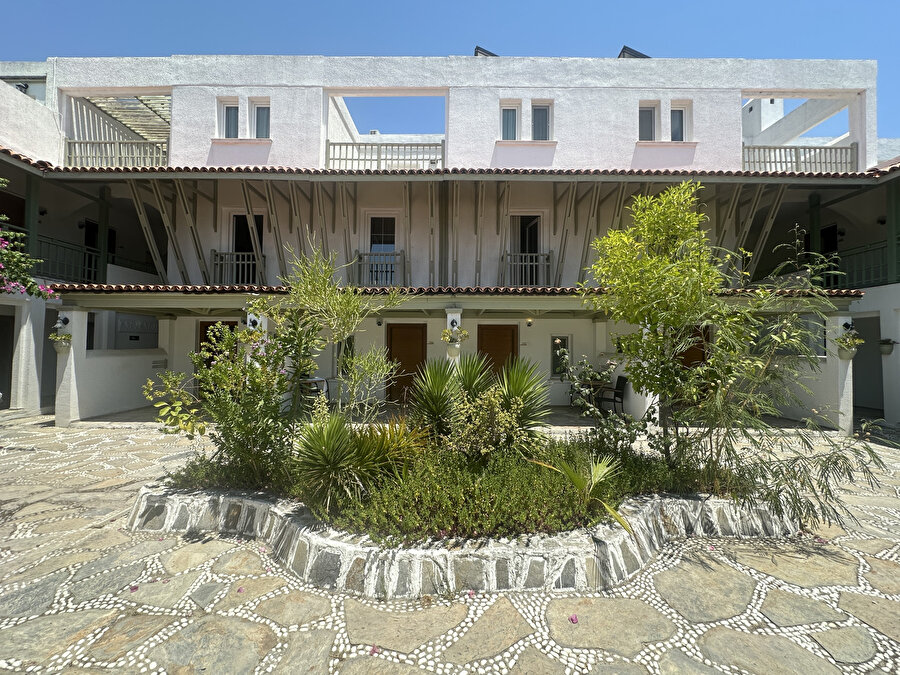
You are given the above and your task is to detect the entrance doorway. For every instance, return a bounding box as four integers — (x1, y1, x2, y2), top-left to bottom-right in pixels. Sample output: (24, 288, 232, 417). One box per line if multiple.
(232, 214, 264, 284)
(852, 316, 884, 417)
(477, 324, 519, 374)
(0, 315, 13, 409)
(386, 323, 427, 403)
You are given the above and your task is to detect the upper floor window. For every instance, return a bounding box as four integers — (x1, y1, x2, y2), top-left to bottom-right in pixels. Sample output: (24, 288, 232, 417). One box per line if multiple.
(670, 108, 685, 142)
(638, 106, 656, 141)
(252, 100, 270, 139)
(532, 104, 551, 141)
(501, 106, 519, 140)
(221, 104, 238, 138)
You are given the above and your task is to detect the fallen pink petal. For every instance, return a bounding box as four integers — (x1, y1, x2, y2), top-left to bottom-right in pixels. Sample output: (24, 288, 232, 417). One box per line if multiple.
(129, 585, 139, 592)
(237, 586, 245, 593)
(569, 614, 578, 624)
(467, 590, 475, 598)
(369, 645, 381, 655)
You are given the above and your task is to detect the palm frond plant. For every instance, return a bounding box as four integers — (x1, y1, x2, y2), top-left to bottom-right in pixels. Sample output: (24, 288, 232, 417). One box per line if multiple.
(455, 352, 492, 401)
(530, 454, 632, 534)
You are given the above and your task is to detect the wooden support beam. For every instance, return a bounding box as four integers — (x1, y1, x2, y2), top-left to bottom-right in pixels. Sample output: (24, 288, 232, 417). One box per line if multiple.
(747, 184, 787, 278)
(579, 183, 602, 282)
(717, 184, 743, 248)
(174, 180, 210, 284)
(403, 182, 412, 284)
(263, 181, 288, 277)
(475, 182, 485, 285)
(212, 180, 219, 234)
(127, 180, 168, 283)
(497, 182, 510, 284)
(239, 180, 266, 285)
(609, 183, 628, 231)
(737, 185, 765, 251)
(149, 180, 190, 283)
(24, 174, 40, 259)
(97, 186, 109, 283)
(428, 182, 437, 286)
(451, 181, 460, 286)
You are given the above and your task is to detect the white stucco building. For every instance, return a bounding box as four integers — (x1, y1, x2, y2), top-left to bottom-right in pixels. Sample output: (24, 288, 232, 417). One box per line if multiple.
(0, 50, 897, 430)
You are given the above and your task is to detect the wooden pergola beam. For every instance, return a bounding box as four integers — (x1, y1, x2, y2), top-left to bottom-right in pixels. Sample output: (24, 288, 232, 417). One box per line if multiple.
(127, 180, 168, 283)
(149, 180, 190, 283)
(239, 180, 266, 285)
(174, 180, 210, 284)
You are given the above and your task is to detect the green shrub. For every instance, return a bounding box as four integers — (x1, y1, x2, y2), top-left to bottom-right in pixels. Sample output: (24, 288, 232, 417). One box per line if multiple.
(291, 401, 426, 513)
(444, 385, 536, 461)
(330, 448, 589, 543)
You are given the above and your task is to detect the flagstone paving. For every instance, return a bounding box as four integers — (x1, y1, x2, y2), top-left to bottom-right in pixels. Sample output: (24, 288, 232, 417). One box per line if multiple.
(1, 415, 899, 673)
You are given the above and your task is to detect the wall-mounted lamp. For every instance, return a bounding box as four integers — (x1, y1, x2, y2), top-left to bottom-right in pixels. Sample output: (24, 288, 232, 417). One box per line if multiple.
(525, 317, 533, 328)
(53, 316, 70, 330)
(449, 318, 458, 330)
(843, 321, 855, 331)
(376, 318, 383, 327)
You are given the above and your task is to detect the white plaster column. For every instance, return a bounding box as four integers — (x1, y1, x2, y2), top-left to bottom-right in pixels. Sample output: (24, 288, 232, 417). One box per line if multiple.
(55, 308, 88, 427)
(830, 314, 854, 436)
(9, 296, 45, 413)
(880, 308, 900, 427)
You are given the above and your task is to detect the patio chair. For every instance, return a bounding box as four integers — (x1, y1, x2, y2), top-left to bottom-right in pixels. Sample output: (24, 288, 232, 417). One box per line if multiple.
(598, 375, 627, 415)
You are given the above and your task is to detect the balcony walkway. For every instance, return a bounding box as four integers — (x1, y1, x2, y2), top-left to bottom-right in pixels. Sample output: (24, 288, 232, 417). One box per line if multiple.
(0, 411, 897, 672)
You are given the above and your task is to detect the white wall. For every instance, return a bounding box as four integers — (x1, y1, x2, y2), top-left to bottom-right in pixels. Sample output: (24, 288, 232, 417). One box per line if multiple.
(851, 284, 900, 425)
(0, 81, 62, 163)
(23, 54, 877, 171)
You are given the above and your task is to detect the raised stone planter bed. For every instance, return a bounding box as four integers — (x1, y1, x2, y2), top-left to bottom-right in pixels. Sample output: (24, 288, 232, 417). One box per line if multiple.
(128, 485, 798, 600)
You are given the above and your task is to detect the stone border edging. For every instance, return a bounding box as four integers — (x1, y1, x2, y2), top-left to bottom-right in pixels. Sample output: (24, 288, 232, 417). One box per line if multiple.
(128, 485, 798, 600)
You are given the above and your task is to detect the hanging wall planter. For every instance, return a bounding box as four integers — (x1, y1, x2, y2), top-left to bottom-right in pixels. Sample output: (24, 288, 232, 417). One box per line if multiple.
(880, 340, 897, 355)
(446, 341, 461, 359)
(838, 347, 857, 360)
(49, 333, 71, 354)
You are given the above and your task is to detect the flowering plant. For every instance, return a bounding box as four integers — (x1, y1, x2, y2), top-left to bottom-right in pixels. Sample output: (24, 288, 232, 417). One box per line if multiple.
(48, 331, 71, 343)
(441, 327, 469, 344)
(1, 178, 56, 299)
(835, 325, 864, 351)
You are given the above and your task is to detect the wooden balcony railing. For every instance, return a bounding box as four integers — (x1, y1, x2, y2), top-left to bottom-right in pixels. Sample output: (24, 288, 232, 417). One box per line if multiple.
(503, 252, 551, 287)
(825, 241, 891, 289)
(326, 141, 445, 170)
(35, 236, 100, 283)
(211, 250, 266, 285)
(742, 143, 858, 173)
(355, 250, 406, 286)
(65, 139, 168, 168)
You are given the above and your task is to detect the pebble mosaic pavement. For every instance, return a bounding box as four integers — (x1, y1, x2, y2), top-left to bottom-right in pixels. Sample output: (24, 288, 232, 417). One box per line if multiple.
(0, 413, 899, 674)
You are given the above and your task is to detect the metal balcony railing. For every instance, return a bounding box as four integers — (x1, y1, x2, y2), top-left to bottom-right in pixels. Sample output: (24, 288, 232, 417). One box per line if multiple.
(65, 139, 168, 168)
(355, 250, 406, 286)
(742, 143, 858, 173)
(211, 250, 266, 285)
(326, 141, 445, 170)
(503, 252, 551, 287)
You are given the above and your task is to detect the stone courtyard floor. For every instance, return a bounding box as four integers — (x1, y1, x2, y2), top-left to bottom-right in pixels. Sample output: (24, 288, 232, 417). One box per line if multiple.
(0, 415, 899, 674)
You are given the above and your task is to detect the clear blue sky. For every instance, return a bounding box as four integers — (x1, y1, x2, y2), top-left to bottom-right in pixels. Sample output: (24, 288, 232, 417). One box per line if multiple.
(4, 0, 899, 138)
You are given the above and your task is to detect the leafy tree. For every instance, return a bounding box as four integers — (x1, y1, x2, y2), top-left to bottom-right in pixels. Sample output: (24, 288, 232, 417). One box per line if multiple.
(583, 180, 884, 524)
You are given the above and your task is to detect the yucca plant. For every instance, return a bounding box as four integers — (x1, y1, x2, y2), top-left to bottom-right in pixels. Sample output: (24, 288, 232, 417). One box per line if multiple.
(496, 358, 550, 432)
(456, 352, 492, 401)
(407, 359, 460, 437)
(354, 419, 427, 479)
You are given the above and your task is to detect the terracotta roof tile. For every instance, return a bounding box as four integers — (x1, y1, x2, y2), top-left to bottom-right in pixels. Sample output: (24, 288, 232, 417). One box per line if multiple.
(48, 282, 863, 298)
(1, 144, 897, 180)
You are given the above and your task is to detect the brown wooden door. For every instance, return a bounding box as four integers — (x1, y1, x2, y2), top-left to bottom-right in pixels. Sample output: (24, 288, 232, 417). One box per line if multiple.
(387, 323, 427, 403)
(477, 324, 519, 374)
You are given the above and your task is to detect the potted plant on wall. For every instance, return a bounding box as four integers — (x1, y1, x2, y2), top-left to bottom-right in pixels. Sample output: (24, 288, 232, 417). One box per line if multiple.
(879, 338, 898, 355)
(835, 323, 863, 360)
(441, 325, 469, 359)
(49, 331, 72, 354)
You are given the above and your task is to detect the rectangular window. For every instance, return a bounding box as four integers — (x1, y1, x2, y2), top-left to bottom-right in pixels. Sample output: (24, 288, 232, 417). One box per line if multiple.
(223, 105, 239, 138)
(551, 335, 569, 375)
(638, 107, 655, 141)
(532, 105, 550, 141)
(671, 108, 685, 141)
(368, 216, 397, 285)
(501, 107, 518, 140)
(254, 105, 270, 139)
